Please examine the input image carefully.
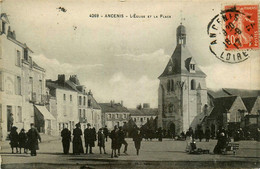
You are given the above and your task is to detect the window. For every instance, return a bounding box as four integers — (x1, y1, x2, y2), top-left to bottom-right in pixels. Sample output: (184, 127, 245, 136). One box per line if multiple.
(2, 21, 5, 34)
(88, 99, 91, 107)
(191, 79, 196, 90)
(63, 94, 66, 101)
(116, 114, 119, 119)
(79, 109, 82, 118)
(39, 80, 42, 95)
(190, 64, 195, 70)
(170, 80, 174, 91)
(63, 106, 67, 116)
(79, 96, 82, 105)
(108, 114, 111, 119)
(29, 77, 33, 100)
(134, 118, 136, 122)
(123, 114, 126, 119)
(0, 72, 3, 91)
(167, 80, 170, 92)
(24, 49, 28, 61)
(0, 104, 2, 122)
(16, 50, 21, 67)
(70, 95, 72, 102)
(83, 96, 86, 105)
(141, 118, 143, 122)
(17, 106, 22, 122)
(83, 109, 86, 118)
(15, 76, 21, 95)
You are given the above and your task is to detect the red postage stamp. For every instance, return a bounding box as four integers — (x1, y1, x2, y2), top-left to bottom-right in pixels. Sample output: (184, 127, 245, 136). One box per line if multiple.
(223, 5, 259, 50)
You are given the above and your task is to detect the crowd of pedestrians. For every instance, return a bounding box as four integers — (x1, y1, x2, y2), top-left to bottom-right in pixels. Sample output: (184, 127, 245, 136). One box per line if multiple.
(60, 123, 143, 158)
(9, 122, 260, 157)
(9, 123, 41, 156)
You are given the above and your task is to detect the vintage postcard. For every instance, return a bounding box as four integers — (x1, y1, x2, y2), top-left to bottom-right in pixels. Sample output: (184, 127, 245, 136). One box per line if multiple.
(0, 0, 259, 168)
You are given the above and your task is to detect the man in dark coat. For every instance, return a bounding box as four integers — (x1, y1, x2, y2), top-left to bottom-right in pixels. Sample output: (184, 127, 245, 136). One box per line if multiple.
(205, 127, 211, 142)
(73, 123, 84, 155)
(18, 128, 28, 154)
(84, 123, 95, 154)
(157, 127, 163, 141)
(9, 126, 19, 153)
(110, 125, 119, 158)
(103, 126, 109, 142)
(198, 128, 204, 142)
(61, 127, 71, 154)
(133, 128, 142, 155)
(27, 123, 41, 156)
(118, 126, 128, 155)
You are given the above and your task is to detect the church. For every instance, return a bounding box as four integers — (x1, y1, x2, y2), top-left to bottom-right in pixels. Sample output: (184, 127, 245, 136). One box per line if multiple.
(157, 24, 208, 135)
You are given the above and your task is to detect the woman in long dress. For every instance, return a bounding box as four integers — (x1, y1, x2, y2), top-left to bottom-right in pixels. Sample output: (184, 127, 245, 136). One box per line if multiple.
(9, 126, 19, 153)
(72, 123, 84, 155)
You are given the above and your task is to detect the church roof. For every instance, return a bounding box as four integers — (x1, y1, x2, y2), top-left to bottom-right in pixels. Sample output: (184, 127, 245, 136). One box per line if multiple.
(158, 44, 206, 78)
(208, 96, 238, 119)
(242, 97, 258, 113)
(223, 88, 260, 97)
(207, 88, 230, 98)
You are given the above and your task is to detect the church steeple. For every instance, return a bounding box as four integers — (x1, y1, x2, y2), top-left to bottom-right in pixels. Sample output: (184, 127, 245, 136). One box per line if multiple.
(176, 24, 186, 46)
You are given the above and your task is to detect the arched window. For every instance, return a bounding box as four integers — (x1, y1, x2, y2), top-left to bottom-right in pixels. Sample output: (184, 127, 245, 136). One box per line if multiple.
(171, 80, 174, 91)
(191, 79, 196, 90)
(167, 80, 170, 92)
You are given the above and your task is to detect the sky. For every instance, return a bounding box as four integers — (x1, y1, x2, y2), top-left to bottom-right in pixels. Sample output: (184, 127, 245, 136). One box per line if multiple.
(1, 0, 260, 108)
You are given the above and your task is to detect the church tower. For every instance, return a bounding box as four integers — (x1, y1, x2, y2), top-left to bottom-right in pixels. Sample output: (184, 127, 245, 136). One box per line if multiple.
(158, 24, 207, 134)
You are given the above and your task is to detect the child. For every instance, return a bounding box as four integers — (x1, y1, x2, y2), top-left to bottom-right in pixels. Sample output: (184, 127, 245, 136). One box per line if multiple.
(98, 128, 106, 154)
(18, 129, 28, 154)
(9, 126, 19, 153)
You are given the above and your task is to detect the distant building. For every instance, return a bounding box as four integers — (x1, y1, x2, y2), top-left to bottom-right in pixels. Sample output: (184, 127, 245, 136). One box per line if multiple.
(199, 88, 260, 136)
(66, 75, 102, 130)
(0, 13, 48, 140)
(158, 24, 207, 135)
(46, 75, 78, 135)
(129, 103, 158, 127)
(99, 101, 130, 130)
(46, 74, 102, 135)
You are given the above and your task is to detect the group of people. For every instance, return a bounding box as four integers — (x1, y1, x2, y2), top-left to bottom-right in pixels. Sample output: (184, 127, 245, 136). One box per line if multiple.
(9, 123, 41, 156)
(61, 123, 143, 158)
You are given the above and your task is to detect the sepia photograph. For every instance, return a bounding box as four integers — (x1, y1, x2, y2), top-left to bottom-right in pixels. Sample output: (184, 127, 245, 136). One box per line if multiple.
(0, 0, 259, 168)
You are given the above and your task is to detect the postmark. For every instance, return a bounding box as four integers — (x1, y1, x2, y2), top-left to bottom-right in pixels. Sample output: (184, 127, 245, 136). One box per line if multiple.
(207, 5, 259, 63)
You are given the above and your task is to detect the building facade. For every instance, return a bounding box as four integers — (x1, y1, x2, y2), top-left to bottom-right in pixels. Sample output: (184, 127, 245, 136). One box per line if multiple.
(0, 13, 46, 140)
(46, 75, 78, 134)
(129, 103, 158, 128)
(99, 101, 130, 130)
(66, 75, 102, 130)
(158, 24, 207, 135)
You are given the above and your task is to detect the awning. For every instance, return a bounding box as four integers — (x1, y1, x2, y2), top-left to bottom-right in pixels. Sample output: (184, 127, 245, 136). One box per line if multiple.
(35, 105, 55, 120)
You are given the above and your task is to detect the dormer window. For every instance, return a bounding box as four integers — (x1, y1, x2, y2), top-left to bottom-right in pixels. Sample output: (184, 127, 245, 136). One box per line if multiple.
(24, 49, 28, 61)
(190, 64, 195, 71)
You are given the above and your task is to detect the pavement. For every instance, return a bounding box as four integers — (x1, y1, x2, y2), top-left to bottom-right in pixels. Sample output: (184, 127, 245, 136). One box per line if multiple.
(0, 137, 260, 169)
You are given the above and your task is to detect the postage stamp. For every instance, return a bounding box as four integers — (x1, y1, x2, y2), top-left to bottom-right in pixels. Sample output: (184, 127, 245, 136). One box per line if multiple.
(224, 5, 259, 50)
(207, 4, 259, 63)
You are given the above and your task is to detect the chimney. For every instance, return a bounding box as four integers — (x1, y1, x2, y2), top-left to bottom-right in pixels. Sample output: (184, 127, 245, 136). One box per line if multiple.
(110, 100, 113, 107)
(88, 89, 92, 96)
(57, 74, 65, 86)
(143, 103, 150, 109)
(69, 75, 80, 85)
(121, 100, 123, 106)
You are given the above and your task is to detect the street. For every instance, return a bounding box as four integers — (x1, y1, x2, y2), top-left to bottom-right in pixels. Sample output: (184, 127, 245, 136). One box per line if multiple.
(1, 137, 260, 169)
